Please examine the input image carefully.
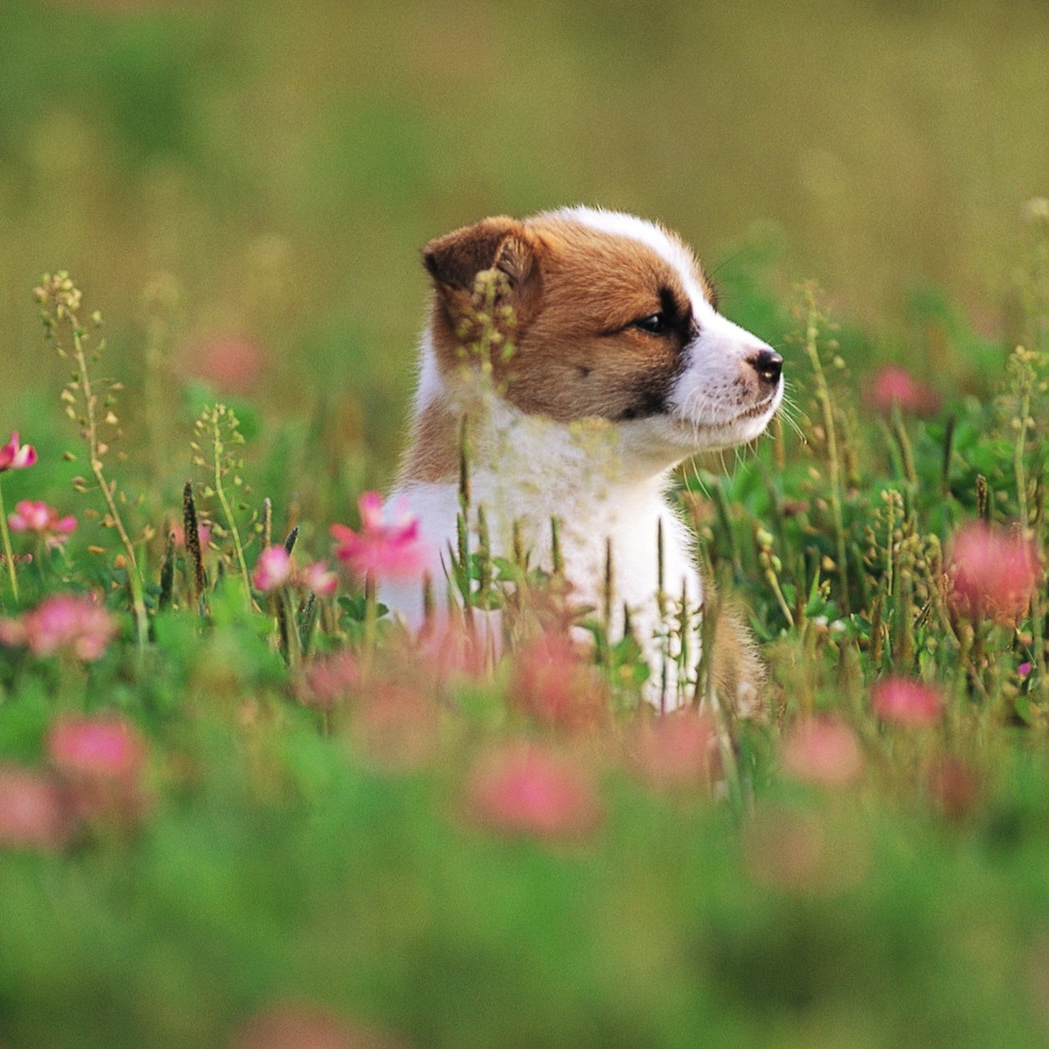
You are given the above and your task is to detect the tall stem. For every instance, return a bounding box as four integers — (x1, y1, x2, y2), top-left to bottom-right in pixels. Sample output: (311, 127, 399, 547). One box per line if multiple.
(69, 324, 148, 646)
(0, 478, 19, 605)
(802, 286, 850, 612)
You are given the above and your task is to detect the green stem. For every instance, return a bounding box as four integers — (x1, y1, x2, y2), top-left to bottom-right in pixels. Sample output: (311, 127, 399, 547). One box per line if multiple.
(69, 323, 148, 647)
(211, 426, 253, 608)
(0, 477, 19, 605)
(802, 286, 850, 612)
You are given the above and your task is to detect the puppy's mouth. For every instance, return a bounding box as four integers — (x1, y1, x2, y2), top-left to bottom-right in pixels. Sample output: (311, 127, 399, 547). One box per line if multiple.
(661, 389, 782, 448)
(672, 391, 779, 429)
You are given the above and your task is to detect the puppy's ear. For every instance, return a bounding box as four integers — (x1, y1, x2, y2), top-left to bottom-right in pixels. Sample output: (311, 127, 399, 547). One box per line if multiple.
(422, 217, 538, 303)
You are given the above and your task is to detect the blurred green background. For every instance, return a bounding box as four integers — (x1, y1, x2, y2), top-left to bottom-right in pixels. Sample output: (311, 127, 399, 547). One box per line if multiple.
(2, 0, 1047, 480)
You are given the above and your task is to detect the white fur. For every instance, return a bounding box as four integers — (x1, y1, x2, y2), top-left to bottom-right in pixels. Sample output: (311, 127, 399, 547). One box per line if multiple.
(385, 209, 782, 709)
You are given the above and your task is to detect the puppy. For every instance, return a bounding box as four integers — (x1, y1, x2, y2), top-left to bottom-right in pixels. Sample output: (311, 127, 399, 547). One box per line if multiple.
(384, 207, 783, 712)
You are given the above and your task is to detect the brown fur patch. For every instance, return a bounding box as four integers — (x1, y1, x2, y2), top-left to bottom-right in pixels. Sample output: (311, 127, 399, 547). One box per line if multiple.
(710, 598, 767, 720)
(423, 213, 713, 424)
(399, 399, 460, 484)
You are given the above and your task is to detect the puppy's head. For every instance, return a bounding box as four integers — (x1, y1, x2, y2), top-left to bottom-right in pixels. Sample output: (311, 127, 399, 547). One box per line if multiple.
(423, 206, 783, 463)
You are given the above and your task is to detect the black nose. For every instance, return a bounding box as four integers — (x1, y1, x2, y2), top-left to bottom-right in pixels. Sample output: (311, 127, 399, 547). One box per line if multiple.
(747, 348, 783, 386)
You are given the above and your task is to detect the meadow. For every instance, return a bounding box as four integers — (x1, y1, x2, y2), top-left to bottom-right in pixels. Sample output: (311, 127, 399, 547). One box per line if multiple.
(3, 2, 1049, 1047)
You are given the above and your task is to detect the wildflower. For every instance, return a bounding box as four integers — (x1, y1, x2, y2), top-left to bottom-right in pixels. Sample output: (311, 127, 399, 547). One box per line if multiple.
(867, 365, 940, 417)
(948, 521, 1041, 624)
(464, 742, 602, 841)
(781, 717, 864, 787)
(180, 333, 266, 395)
(0, 431, 37, 472)
(231, 1001, 408, 1049)
(253, 546, 339, 596)
(509, 632, 607, 731)
(331, 492, 430, 579)
(253, 546, 293, 591)
(47, 714, 148, 825)
(871, 677, 943, 726)
(299, 560, 338, 597)
(927, 757, 978, 821)
(8, 500, 77, 548)
(171, 520, 212, 551)
(630, 711, 717, 792)
(351, 683, 440, 771)
(294, 650, 360, 710)
(742, 805, 866, 895)
(0, 593, 118, 661)
(0, 764, 73, 851)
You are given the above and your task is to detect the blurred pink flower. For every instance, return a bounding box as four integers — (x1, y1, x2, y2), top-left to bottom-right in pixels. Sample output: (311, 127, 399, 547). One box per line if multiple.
(352, 683, 440, 771)
(0, 764, 73, 851)
(631, 711, 717, 792)
(171, 520, 212, 551)
(253, 546, 293, 591)
(181, 333, 266, 395)
(294, 650, 361, 710)
(47, 714, 148, 824)
(0, 593, 118, 661)
(744, 806, 840, 894)
(927, 756, 978, 820)
(867, 365, 941, 417)
(0, 431, 37, 472)
(948, 521, 1041, 625)
(300, 560, 338, 597)
(331, 492, 430, 580)
(8, 500, 77, 548)
(871, 677, 943, 726)
(781, 717, 864, 787)
(464, 742, 602, 841)
(231, 1001, 408, 1049)
(254, 547, 339, 596)
(509, 633, 607, 731)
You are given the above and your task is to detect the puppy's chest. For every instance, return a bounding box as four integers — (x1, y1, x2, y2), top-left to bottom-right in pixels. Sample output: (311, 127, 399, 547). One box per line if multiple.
(426, 469, 701, 613)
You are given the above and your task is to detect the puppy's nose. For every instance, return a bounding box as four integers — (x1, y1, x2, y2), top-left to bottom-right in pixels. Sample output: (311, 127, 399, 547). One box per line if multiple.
(746, 347, 783, 386)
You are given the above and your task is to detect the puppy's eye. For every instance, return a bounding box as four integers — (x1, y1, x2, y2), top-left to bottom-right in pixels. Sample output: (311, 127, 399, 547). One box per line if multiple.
(633, 312, 667, 335)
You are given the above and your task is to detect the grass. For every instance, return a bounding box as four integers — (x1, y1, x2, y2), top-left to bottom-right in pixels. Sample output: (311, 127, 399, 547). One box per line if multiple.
(0, 205, 1048, 1048)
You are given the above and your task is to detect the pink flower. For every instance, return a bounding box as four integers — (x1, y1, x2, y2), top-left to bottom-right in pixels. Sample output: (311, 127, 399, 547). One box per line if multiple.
(231, 1001, 408, 1049)
(253, 547, 339, 596)
(351, 684, 441, 771)
(927, 757, 978, 820)
(630, 711, 717, 792)
(8, 500, 77, 547)
(948, 522, 1041, 624)
(0, 431, 37, 472)
(171, 520, 212, 551)
(253, 546, 293, 591)
(0, 764, 73, 851)
(871, 677, 943, 726)
(294, 650, 361, 710)
(47, 714, 148, 824)
(867, 366, 941, 417)
(781, 718, 864, 787)
(300, 560, 338, 597)
(331, 492, 431, 580)
(464, 742, 602, 841)
(509, 633, 607, 731)
(180, 333, 266, 395)
(0, 593, 119, 661)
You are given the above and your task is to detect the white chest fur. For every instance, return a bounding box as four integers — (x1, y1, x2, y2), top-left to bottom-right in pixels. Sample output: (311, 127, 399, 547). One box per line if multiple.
(384, 397, 704, 708)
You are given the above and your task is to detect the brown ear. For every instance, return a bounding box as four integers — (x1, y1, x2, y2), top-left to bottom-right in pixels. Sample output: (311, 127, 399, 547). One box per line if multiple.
(422, 216, 538, 296)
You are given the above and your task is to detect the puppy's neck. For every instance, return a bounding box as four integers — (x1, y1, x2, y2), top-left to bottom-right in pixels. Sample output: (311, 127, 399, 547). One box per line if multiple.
(398, 334, 674, 497)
